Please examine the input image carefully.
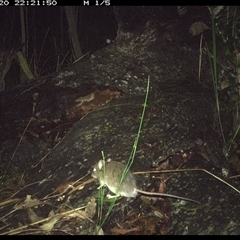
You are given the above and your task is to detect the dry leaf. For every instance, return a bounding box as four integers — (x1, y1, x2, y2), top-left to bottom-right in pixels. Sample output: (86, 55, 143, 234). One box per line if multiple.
(158, 179, 166, 193)
(14, 195, 43, 209)
(69, 88, 121, 119)
(84, 197, 96, 219)
(67, 198, 96, 222)
(27, 207, 43, 223)
(150, 206, 168, 221)
(48, 210, 55, 218)
(39, 215, 63, 232)
(75, 92, 95, 106)
(52, 181, 74, 195)
(132, 216, 156, 235)
(110, 226, 140, 234)
(159, 224, 166, 235)
(189, 21, 210, 36)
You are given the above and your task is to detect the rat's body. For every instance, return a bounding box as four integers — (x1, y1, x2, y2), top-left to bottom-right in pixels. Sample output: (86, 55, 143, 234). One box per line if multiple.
(92, 160, 200, 204)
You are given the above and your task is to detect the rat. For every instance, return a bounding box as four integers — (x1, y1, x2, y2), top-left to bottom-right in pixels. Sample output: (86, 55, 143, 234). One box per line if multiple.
(91, 160, 200, 204)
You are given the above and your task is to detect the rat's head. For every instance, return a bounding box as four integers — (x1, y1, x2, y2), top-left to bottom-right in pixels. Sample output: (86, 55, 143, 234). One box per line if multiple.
(92, 159, 112, 179)
(91, 160, 104, 179)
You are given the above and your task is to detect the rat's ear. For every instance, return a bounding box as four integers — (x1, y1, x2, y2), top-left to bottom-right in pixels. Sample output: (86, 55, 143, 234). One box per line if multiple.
(98, 159, 110, 170)
(98, 160, 103, 170)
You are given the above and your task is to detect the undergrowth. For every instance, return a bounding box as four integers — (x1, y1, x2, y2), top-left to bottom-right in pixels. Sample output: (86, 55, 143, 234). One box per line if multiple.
(207, 6, 240, 154)
(95, 76, 150, 234)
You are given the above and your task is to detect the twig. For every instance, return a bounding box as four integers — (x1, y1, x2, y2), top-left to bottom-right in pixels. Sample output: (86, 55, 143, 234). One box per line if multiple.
(134, 168, 240, 194)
